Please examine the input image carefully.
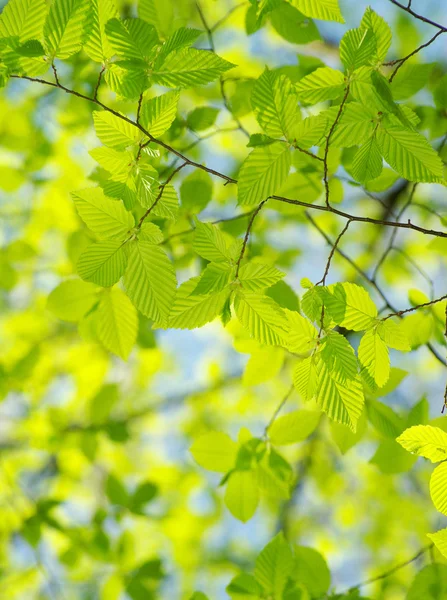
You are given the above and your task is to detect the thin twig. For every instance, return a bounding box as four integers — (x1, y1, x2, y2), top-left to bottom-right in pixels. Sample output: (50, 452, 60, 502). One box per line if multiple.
(11, 75, 447, 240)
(382, 294, 447, 321)
(264, 384, 295, 439)
(235, 200, 267, 277)
(347, 543, 433, 591)
(387, 30, 445, 82)
(388, 0, 447, 31)
(93, 66, 105, 100)
(324, 85, 350, 208)
(316, 219, 352, 285)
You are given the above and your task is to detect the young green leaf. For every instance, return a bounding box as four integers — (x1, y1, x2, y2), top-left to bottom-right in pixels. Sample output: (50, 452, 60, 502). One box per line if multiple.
(251, 69, 300, 140)
(322, 282, 378, 331)
(97, 287, 138, 359)
(234, 292, 289, 346)
(77, 241, 128, 286)
(72, 188, 134, 239)
(296, 67, 345, 104)
(351, 135, 383, 183)
(340, 27, 376, 72)
(269, 410, 320, 445)
(358, 328, 390, 388)
(430, 462, 447, 516)
(292, 0, 344, 23)
(84, 0, 117, 63)
(44, 0, 89, 59)
(224, 470, 259, 522)
(397, 425, 447, 463)
(93, 111, 143, 150)
(140, 90, 179, 137)
(124, 241, 177, 324)
(47, 280, 98, 322)
(254, 533, 294, 597)
(190, 431, 237, 473)
(238, 143, 291, 205)
(238, 262, 285, 292)
(168, 277, 230, 329)
(152, 47, 234, 88)
(105, 17, 159, 62)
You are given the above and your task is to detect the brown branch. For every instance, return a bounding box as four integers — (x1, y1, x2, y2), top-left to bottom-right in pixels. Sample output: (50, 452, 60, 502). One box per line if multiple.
(136, 92, 144, 124)
(196, 1, 249, 137)
(93, 66, 105, 101)
(382, 294, 447, 321)
(235, 200, 266, 277)
(264, 384, 295, 439)
(324, 85, 350, 208)
(137, 162, 188, 228)
(388, 0, 447, 32)
(161, 209, 256, 245)
(11, 74, 447, 240)
(210, 2, 247, 32)
(305, 213, 447, 368)
(347, 543, 433, 592)
(316, 219, 352, 286)
(387, 30, 445, 82)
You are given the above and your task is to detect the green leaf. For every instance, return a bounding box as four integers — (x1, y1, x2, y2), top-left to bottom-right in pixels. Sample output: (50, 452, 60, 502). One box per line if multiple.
(190, 431, 237, 473)
(84, 0, 117, 63)
(397, 425, 447, 463)
(377, 122, 444, 183)
(140, 90, 179, 137)
(293, 355, 318, 400)
(292, 113, 327, 147)
(97, 288, 138, 359)
(293, 546, 331, 597)
(243, 346, 284, 386)
(238, 262, 285, 292)
(320, 331, 358, 384)
(130, 481, 158, 513)
(168, 277, 229, 329)
(124, 241, 177, 325)
(193, 221, 230, 263)
(224, 470, 259, 523)
(238, 143, 291, 206)
(151, 183, 179, 220)
(193, 262, 233, 296)
(376, 319, 411, 351)
(430, 462, 447, 515)
(105, 473, 128, 506)
(254, 533, 294, 597)
(93, 110, 143, 150)
(330, 410, 367, 454)
(286, 311, 317, 354)
(0, 0, 47, 42)
(427, 529, 447, 561)
(251, 69, 299, 140)
(104, 62, 148, 100)
(270, 2, 321, 45)
(340, 27, 376, 72)
(269, 410, 320, 445)
(296, 67, 345, 103)
(44, 0, 89, 59)
(77, 241, 127, 287)
(291, 0, 344, 23)
(72, 188, 134, 239)
(138, 0, 174, 39)
(186, 106, 219, 132)
(316, 356, 364, 430)
(227, 573, 263, 598)
(138, 222, 163, 244)
(181, 170, 213, 212)
(322, 282, 378, 331)
(105, 17, 159, 62)
(152, 47, 235, 88)
(234, 292, 289, 346)
(351, 135, 383, 183)
(407, 564, 447, 600)
(391, 63, 433, 101)
(358, 328, 390, 388)
(47, 280, 98, 322)
(323, 103, 376, 148)
(156, 27, 202, 63)
(360, 7, 391, 63)
(366, 398, 405, 438)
